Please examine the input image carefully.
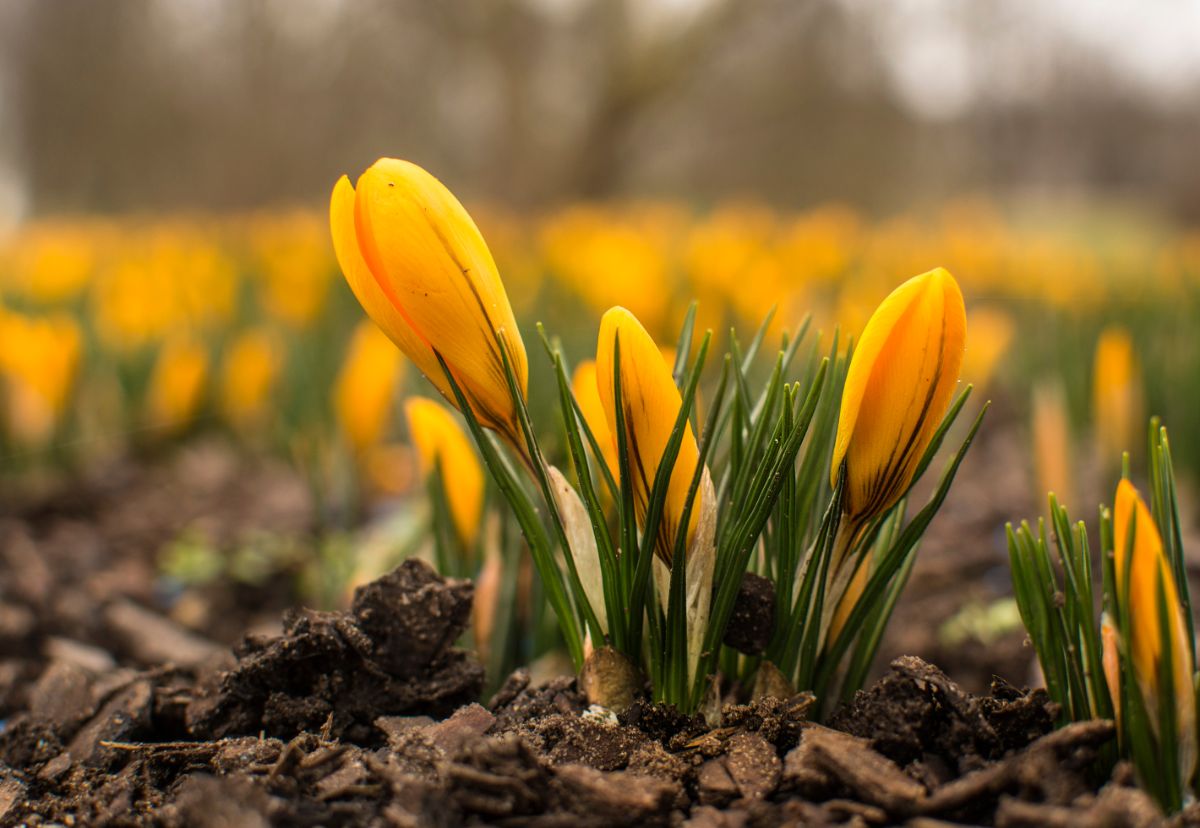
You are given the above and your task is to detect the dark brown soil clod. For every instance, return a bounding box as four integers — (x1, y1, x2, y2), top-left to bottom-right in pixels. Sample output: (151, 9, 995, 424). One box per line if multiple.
(721, 573, 776, 655)
(186, 559, 483, 743)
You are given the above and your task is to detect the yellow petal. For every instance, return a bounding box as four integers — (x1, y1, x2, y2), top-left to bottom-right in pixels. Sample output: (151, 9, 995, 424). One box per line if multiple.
(596, 306, 700, 565)
(331, 161, 527, 446)
(961, 306, 1014, 390)
(352, 159, 527, 438)
(1112, 479, 1195, 781)
(220, 328, 281, 429)
(831, 268, 966, 522)
(1031, 380, 1075, 509)
(572, 360, 618, 479)
(405, 397, 485, 549)
(331, 175, 452, 403)
(1093, 327, 1141, 464)
(334, 320, 405, 453)
(147, 336, 209, 432)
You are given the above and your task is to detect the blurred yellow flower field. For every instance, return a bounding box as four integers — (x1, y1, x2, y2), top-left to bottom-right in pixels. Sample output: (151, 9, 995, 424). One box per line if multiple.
(0, 198, 1196, 495)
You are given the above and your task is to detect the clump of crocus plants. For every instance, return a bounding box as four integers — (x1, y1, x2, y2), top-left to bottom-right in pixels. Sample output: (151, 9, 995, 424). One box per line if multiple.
(330, 157, 985, 715)
(1009, 419, 1196, 812)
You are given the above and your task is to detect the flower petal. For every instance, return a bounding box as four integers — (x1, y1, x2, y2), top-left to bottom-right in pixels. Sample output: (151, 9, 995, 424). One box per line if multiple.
(596, 306, 699, 564)
(406, 396, 484, 548)
(831, 268, 965, 521)
(353, 160, 526, 431)
(330, 175, 451, 401)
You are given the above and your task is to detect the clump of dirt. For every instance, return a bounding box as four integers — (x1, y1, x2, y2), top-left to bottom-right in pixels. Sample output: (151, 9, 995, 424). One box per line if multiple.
(828, 654, 1057, 774)
(187, 559, 483, 743)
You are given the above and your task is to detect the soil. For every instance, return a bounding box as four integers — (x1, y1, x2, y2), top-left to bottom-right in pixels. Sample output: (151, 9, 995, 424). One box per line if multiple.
(0, 427, 1195, 826)
(0, 555, 1176, 827)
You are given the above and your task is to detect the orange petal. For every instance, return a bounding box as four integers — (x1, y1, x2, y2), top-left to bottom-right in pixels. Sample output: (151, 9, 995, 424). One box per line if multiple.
(596, 306, 700, 564)
(831, 268, 965, 521)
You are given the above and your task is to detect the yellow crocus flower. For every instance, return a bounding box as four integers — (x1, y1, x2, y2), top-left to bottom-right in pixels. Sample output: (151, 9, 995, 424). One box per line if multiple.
(334, 320, 405, 455)
(405, 397, 484, 549)
(1031, 380, 1076, 511)
(330, 159, 527, 448)
(961, 307, 1014, 390)
(831, 267, 966, 523)
(1112, 479, 1196, 782)
(0, 311, 82, 444)
(571, 359, 618, 479)
(1093, 327, 1141, 465)
(147, 336, 209, 432)
(596, 306, 699, 564)
(220, 329, 281, 430)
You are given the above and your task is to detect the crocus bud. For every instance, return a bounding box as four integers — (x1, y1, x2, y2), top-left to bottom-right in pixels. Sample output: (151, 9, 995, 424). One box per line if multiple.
(595, 306, 699, 564)
(334, 320, 405, 455)
(1031, 380, 1075, 511)
(1092, 327, 1141, 466)
(831, 267, 966, 523)
(405, 397, 484, 550)
(1100, 611, 1120, 724)
(330, 159, 528, 448)
(220, 328, 281, 431)
(147, 335, 208, 434)
(1112, 479, 1195, 783)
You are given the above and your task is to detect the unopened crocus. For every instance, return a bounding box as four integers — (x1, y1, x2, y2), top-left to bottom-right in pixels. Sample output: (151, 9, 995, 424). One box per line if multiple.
(0, 311, 81, 445)
(596, 306, 715, 682)
(1112, 479, 1196, 782)
(1093, 327, 1141, 466)
(961, 306, 1014, 390)
(147, 336, 209, 433)
(220, 328, 281, 430)
(1031, 380, 1076, 510)
(330, 159, 528, 448)
(334, 320, 405, 455)
(405, 397, 485, 550)
(831, 267, 966, 524)
(596, 306, 700, 564)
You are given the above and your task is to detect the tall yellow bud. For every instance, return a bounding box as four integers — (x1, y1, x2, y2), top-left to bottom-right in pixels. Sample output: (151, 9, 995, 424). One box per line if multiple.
(146, 336, 209, 433)
(961, 307, 1014, 390)
(330, 159, 527, 448)
(0, 311, 81, 445)
(831, 267, 966, 523)
(220, 329, 281, 431)
(596, 307, 699, 565)
(405, 397, 485, 549)
(1031, 380, 1076, 511)
(334, 320, 405, 455)
(1112, 479, 1196, 782)
(1093, 327, 1141, 465)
